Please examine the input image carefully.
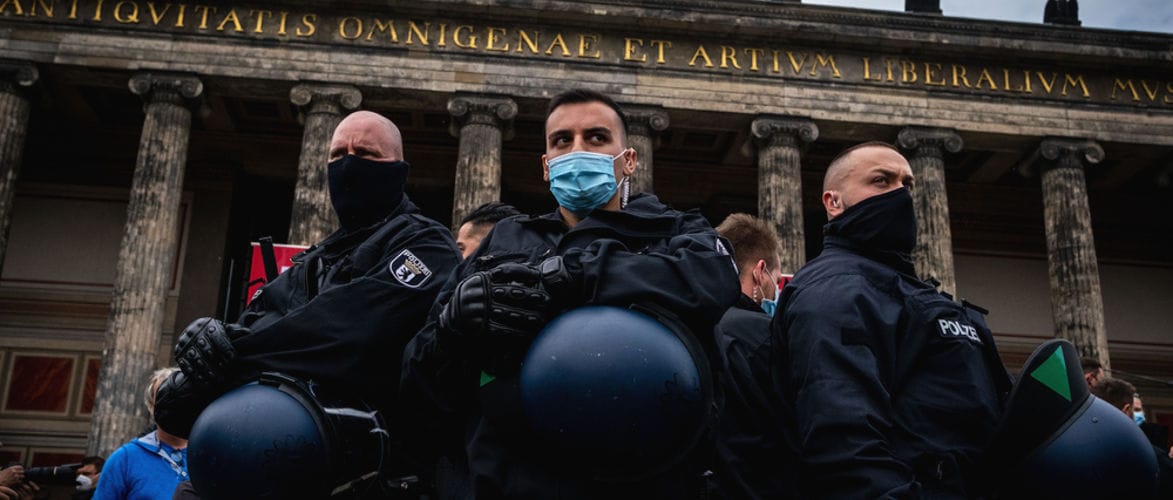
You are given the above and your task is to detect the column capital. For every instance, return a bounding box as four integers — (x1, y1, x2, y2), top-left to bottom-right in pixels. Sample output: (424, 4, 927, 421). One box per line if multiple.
(290, 82, 362, 117)
(742, 115, 817, 156)
(0, 60, 39, 93)
(128, 73, 203, 106)
(447, 94, 517, 139)
(1028, 137, 1105, 175)
(622, 104, 670, 139)
(896, 126, 963, 158)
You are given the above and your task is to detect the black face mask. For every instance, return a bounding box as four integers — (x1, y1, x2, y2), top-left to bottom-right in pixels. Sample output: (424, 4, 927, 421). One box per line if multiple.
(327, 155, 410, 230)
(826, 187, 917, 257)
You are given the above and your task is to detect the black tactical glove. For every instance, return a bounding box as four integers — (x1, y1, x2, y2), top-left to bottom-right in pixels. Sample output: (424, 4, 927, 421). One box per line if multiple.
(152, 370, 221, 439)
(174, 317, 247, 388)
(537, 256, 580, 311)
(439, 263, 551, 345)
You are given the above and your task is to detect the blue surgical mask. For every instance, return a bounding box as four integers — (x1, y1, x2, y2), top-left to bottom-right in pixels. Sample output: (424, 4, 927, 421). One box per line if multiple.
(759, 273, 781, 317)
(1134, 410, 1146, 425)
(547, 150, 627, 216)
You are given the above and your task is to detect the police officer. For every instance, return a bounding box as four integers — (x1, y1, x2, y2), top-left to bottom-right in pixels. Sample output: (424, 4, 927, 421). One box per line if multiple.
(711, 213, 792, 500)
(770, 142, 1008, 498)
(400, 89, 740, 499)
(153, 111, 460, 489)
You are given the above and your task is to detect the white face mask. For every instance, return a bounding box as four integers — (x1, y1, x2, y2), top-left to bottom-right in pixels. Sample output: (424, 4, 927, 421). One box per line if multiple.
(76, 474, 95, 491)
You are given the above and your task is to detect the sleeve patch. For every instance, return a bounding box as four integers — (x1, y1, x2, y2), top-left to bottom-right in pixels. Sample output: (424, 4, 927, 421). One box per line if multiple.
(390, 249, 433, 288)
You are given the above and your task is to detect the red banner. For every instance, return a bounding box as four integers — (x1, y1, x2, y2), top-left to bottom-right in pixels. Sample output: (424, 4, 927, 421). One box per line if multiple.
(246, 242, 308, 305)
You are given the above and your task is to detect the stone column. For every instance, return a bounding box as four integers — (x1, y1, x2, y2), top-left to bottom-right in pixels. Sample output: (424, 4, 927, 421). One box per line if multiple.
(88, 73, 202, 457)
(0, 61, 38, 277)
(622, 105, 669, 195)
(897, 127, 963, 296)
(747, 116, 818, 274)
(1036, 137, 1108, 366)
(288, 83, 361, 245)
(447, 94, 516, 228)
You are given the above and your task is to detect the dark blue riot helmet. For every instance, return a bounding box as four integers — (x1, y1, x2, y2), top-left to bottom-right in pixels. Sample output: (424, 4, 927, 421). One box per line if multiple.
(991, 340, 1158, 499)
(518, 305, 713, 482)
(187, 372, 387, 499)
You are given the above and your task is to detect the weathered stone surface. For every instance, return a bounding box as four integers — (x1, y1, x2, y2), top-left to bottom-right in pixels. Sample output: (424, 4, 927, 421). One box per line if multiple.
(897, 126, 962, 296)
(1036, 137, 1108, 367)
(89, 73, 202, 457)
(448, 94, 516, 228)
(749, 116, 818, 274)
(288, 83, 362, 246)
(622, 105, 670, 196)
(0, 60, 37, 279)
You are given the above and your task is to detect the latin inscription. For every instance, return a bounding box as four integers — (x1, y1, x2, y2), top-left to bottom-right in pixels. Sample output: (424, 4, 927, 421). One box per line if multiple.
(0, 0, 1168, 106)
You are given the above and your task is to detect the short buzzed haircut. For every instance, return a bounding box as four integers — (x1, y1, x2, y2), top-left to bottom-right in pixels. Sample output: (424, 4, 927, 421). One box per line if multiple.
(1080, 356, 1102, 374)
(459, 202, 521, 236)
(715, 213, 782, 277)
(823, 141, 902, 191)
(546, 88, 629, 135)
(80, 456, 105, 472)
(1090, 376, 1136, 410)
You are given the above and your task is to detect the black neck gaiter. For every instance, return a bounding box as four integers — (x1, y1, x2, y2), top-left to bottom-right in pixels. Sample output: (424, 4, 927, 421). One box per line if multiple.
(327, 155, 410, 231)
(825, 187, 917, 270)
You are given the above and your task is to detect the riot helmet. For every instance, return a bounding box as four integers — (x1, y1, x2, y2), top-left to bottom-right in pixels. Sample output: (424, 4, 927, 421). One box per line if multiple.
(187, 372, 387, 499)
(518, 305, 713, 482)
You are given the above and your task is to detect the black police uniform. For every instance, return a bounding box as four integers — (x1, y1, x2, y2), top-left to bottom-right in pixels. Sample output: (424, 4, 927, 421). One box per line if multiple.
(711, 294, 793, 500)
(401, 193, 740, 499)
(770, 192, 1008, 499)
(155, 196, 459, 437)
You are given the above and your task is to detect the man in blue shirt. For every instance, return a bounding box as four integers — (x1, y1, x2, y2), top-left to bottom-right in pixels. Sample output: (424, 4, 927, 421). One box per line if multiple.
(94, 368, 187, 500)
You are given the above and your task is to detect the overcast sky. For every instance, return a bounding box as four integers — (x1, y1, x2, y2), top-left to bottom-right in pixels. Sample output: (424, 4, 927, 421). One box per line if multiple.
(804, 0, 1173, 34)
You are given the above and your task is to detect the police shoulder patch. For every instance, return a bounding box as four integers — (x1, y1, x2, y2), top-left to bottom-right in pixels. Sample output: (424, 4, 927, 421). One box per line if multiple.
(389, 249, 433, 288)
(936, 318, 983, 344)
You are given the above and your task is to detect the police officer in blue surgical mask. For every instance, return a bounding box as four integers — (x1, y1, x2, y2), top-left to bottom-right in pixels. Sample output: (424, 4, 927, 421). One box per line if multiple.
(401, 88, 740, 499)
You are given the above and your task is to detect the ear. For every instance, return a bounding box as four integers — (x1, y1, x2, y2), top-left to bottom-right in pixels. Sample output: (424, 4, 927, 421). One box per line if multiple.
(822, 190, 842, 219)
(621, 148, 637, 177)
(752, 259, 768, 284)
(542, 154, 550, 183)
(1123, 403, 1134, 415)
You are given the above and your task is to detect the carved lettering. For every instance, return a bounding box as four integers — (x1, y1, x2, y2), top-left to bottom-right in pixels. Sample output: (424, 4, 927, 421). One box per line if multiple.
(194, 5, 215, 29)
(486, 27, 508, 51)
(295, 13, 315, 37)
(216, 8, 243, 32)
(1061, 73, 1089, 97)
(951, 65, 971, 88)
(745, 48, 764, 71)
(92, 0, 102, 21)
(517, 30, 539, 54)
(31, 0, 50, 16)
(862, 57, 877, 81)
(650, 40, 670, 64)
(976, 68, 997, 90)
(925, 62, 945, 86)
(1140, 80, 1160, 101)
(436, 23, 446, 47)
(545, 32, 569, 56)
(786, 51, 806, 75)
(689, 45, 713, 68)
(1036, 71, 1058, 94)
(624, 37, 646, 62)
(813, 54, 841, 78)
(406, 20, 429, 45)
(113, 0, 137, 23)
(249, 10, 271, 33)
(453, 25, 477, 48)
(0, 0, 24, 16)
(720, 46, 740, 69)
(146, 2, 169, 25)
(900, 59, 918, 83)
(367, 19, 397, 42)
(577, 34, 600, 58)
(338, 16, 361, 39)
(69, 0, 78, 19)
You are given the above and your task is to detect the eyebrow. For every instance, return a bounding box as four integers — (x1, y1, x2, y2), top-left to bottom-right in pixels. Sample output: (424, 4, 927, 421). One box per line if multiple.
(546, 126, 614, 142)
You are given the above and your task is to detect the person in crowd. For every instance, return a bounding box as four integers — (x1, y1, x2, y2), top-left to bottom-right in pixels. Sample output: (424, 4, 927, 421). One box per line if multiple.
(152, 110, 460, 495)
(1081, 356, 1104, 388)
(93, 369, 188, 500)
(1091, 377, 1172, 497)
(455, 202, 521, 259)
(74, 456, 104, 500)
(769, 141, 1010, 498)
(711, 213, 792, 499)
(401, 88, 740, 498)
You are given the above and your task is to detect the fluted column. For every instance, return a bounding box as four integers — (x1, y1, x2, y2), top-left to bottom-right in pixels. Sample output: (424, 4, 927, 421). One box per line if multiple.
(0, 60, 38, 277)
(288, 83, 361, 245)
(897, 127, 962, 296)
(623, 105, 669, 195)
(448, 94, 516, 228)
(89, 73, 202, 457)
(748, 116, 818, 274)
(1035, 137, 1108, 366)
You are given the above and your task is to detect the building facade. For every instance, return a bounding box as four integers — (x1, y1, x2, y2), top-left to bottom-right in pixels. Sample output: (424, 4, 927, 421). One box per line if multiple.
(0, 0, 1171, 462)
